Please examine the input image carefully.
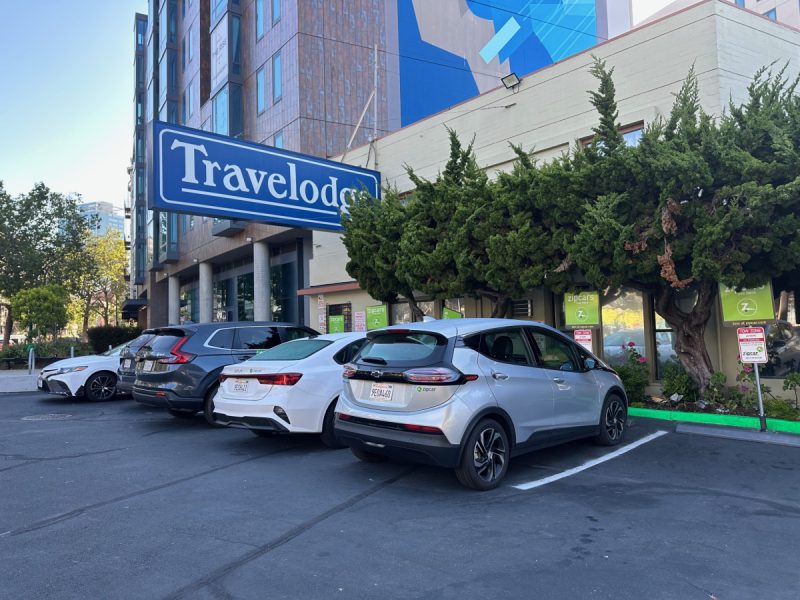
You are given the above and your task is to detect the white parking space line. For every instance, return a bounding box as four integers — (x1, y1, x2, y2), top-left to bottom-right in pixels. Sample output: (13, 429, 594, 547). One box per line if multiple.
(512, 430, 669, 491)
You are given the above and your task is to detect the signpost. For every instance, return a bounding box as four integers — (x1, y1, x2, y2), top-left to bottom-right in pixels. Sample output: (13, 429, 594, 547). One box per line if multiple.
(574, 329, 593, 352)
(737, 326, 769, 431)
(564, 291, 600, 329)
(150, 121, 381, 231)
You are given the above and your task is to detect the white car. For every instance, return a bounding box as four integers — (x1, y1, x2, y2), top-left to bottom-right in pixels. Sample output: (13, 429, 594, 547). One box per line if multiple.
(38, 345, 126, 402)
(213, 332, 367, 446)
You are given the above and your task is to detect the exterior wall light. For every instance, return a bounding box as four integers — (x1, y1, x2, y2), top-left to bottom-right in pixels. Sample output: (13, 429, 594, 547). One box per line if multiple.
(501, 73, 521, 90)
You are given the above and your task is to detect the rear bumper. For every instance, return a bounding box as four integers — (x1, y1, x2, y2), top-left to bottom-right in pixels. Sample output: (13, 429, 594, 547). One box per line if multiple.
(334, 418, 461, 468)
(213, 412, 290, 433)
(116, 373, 136, 394)
(133, 386, 203, 411)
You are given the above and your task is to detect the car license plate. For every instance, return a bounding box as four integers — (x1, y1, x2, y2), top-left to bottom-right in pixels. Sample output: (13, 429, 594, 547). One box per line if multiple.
(123, 359, 132, 369)
(369, 382, 394, 402)
(142, 360, 154, 372)
(233, 379, 250, 393)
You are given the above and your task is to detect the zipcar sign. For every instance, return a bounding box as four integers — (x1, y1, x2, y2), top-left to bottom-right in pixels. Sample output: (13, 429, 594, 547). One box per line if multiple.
(150, 121, 381, 231)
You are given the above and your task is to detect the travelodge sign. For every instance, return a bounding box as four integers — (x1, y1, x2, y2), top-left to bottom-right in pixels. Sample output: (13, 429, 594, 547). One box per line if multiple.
(149, 121, 381, 231)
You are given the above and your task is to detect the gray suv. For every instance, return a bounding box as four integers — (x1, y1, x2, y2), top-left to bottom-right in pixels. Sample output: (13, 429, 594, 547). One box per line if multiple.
(335, 319, 628, 490)
(133, 322, 318, 424)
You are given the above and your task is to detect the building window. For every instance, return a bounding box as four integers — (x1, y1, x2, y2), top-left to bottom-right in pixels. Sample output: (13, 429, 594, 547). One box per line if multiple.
(735, 0, 744, 6)
(622, 127, 643, 147)
(211, 0, 227, 24)
(230, 83, 243, 137)
(601, 289, 646, 367)
(256, 66, 265, 113)
(213, 86, 229, 135)
(272, 50, 282, 102)
(167, 49, 177, 94)
(327, 303, 353, 332)
(136, 56, 145, 87)
(136, 19, 146, 49)
(188, 26, 194, 61)
(273, 130, 283, 148)
(230, 15, 241, 75)
(256, 0, 264, 39)
(764, 8, 777, 21)
(391, 301, 434, 324)
(237, 273, 254, 321)
(136, 133, 145, 163)
(272, 0, 280, 24)
(213, 279, 233, 322)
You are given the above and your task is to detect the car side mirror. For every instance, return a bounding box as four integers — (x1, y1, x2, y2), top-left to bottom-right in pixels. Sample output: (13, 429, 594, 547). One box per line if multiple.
(584, 358, 597, 370)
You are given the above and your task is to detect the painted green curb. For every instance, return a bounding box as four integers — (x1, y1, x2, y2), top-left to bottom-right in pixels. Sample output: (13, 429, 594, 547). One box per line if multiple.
(628, 407, 800, 435)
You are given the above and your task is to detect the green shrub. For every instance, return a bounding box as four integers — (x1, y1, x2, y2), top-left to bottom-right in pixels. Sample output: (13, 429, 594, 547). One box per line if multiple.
(615, 344, 649, 402)
(87, 326, 142, 354)
(764, 398, 800, 421)
(782, 372, 800, 409)
(660, 361, 699, 402)
(35, 340, 93, 358)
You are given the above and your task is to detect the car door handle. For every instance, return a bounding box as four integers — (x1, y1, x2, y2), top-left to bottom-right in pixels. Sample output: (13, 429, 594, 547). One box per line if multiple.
(553, 377, 565, 384)
(492, 372, 509, 380)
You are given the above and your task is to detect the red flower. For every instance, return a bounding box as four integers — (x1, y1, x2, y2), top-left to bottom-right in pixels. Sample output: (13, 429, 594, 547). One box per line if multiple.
(637, 356, 647, 364)
(627, 341, 636, 348)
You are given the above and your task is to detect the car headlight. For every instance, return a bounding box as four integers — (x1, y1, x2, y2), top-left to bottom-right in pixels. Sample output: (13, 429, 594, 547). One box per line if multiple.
(57, 366, 88, 375)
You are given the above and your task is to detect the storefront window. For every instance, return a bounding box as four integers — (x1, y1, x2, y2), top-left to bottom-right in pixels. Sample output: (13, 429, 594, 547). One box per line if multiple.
(764, 291, 799, 378)
(213, 279, 233, 322)
(391, 301, 434, 324)
(270, 244, 298, 323)
(237, 273, 254, 321)
(601, 289, 645, 366)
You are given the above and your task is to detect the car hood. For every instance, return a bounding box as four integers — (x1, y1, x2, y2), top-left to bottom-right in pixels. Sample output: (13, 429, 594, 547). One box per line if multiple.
(42, 354, 117, 371)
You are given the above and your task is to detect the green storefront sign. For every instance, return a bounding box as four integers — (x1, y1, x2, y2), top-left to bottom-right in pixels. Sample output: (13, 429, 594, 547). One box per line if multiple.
(366, 305, 388, 330)
(719, 282, 775, 326)
(564, 291, 600, 329)
(328, 315, 345, 333)
(442, 307, 462, 319)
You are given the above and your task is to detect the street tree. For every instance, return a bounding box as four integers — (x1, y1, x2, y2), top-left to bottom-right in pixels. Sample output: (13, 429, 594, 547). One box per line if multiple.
(11, 285, 70, 340)
(0, 182, 89, 346)
(570, 61, 800, 392)
(342, 189, 426, 320)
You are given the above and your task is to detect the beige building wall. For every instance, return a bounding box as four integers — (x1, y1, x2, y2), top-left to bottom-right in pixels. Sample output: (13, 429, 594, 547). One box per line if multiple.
(306, 0, 800, 393)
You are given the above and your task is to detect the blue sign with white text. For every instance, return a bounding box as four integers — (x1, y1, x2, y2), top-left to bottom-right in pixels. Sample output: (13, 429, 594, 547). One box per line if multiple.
(150, 121, 381, 231)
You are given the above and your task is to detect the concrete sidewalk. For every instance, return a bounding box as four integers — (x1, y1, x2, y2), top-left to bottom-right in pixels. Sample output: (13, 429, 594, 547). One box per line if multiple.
(0, 370, 39, 393)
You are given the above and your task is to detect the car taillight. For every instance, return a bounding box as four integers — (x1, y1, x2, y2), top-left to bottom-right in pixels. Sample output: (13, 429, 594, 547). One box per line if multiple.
(336, 412, 352, 421)
(403, 367, 461, 384)
(158, 336, 196, 364)
(256, 373, 302, 386)
(342, 363, 358, 378)
(219, 374, 230, 382)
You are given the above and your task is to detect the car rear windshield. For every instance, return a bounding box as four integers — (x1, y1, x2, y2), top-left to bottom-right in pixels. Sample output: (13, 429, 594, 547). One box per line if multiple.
(357, 332, 446, 364)
(145, 332, 186, 354)
(248, 339, 332, 361)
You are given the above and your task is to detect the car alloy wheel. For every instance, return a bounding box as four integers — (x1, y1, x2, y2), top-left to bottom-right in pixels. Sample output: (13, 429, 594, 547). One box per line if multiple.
(86, 373, 116, 402)
(604, 398, 626, 442)
(473, 425, 507, 483)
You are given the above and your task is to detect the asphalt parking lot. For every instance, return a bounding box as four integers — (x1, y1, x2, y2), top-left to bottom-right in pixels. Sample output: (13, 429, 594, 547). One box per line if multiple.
(1, 393, 799, 600)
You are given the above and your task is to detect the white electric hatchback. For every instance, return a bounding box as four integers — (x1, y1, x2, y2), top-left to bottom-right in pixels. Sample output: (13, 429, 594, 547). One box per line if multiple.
(213, 332, 367, 446)
(335, 319, 628, 490)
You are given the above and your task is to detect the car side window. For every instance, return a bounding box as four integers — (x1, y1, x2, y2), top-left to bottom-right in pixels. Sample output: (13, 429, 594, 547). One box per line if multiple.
(333, 339, 366, 365)
(207, 328, 234, 349)
(529, 330, 579, 372)
(476, 329, 534, 366)
(234, 327, 280, 350)
(281, 327, 315, 342)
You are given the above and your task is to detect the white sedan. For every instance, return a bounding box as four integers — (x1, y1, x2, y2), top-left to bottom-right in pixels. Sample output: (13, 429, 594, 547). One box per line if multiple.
(38, 345, 126, 402)
(213, 332, 367, 446)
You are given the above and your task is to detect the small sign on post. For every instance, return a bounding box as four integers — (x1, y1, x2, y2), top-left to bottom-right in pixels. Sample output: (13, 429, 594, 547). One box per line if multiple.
(737, 326, 769, 431)
(574, 329, 593, 352)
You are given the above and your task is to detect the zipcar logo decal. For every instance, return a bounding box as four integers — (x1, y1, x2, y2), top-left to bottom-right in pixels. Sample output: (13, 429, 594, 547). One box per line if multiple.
(416, 386, 436, 393)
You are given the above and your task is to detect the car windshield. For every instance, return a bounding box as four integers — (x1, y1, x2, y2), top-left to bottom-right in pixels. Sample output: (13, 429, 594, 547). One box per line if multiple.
(101, 343, 128, 357)
(358, 332, 444, 363)
(248, 339, 333, 361)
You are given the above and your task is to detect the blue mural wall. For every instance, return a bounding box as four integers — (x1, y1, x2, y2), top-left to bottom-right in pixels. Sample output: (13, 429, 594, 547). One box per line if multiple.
(398, 0, 598, 126)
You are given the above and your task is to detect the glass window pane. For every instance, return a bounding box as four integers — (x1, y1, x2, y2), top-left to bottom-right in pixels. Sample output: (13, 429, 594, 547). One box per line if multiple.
(237, 273, 254, 321)
(249, 339, 331, 361)
(230, 15, 241, 75)
(601, 289, 645, 366)
(274, 130, 283, 148)
(230, 83, 243, 137)
(256, 0, 264, 38)
(390, 301, 433, 324)
(256, 67, 265, 113)
(272, 51, 282, 102)
(213, 86, 229, 135)
(530, 330, 578, 371)
(235, 326, 280, 350)
(272, 0, 280, 23)
(478, 329, 533, 366)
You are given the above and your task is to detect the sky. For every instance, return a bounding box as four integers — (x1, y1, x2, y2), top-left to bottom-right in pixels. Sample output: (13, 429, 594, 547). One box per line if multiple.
(0, 0, 147, 206)
(0, 0, 675, 207)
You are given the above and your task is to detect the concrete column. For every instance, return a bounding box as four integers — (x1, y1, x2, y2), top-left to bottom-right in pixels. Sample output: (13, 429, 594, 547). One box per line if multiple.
(199, 261, 213, 323)
(167, 276, 181, 325)
(253, 241, 271, 322)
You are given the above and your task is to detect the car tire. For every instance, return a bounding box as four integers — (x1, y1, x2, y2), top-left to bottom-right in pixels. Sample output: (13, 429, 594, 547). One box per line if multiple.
(168, 409, 196, 419)
(203, 384, 221, 427)
(455, 418, 509, 491)
(320, 400, 347, 449)
(350, 447, 387, 463)
(594, 394, 627, 446)
(84, 372, 117, 402)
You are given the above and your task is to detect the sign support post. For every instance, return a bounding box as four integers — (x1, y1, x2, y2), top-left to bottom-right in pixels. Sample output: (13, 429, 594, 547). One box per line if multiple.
(754, 365, 767, 432)
(736, 326, 769, 432)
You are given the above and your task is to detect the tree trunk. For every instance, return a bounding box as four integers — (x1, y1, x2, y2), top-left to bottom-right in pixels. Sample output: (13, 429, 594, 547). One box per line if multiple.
(82, 296, 92, 334)
(654, 282, 716, 394)
(490, 296, 511, 318)
(2, 304, 12, 348)
(406, 293, 426, 322)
